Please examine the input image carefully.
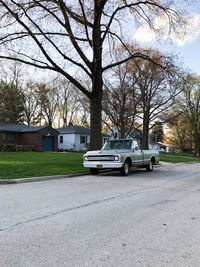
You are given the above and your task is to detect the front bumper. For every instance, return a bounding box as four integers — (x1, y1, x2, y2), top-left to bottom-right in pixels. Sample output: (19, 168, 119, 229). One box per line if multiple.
(83, 161, 123, 169)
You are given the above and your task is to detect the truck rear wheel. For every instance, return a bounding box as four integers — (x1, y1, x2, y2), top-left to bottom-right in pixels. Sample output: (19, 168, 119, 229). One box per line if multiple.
(146, 159, 154, 171)
(120, 160, 130, 176)
(90, 168, 99, 175)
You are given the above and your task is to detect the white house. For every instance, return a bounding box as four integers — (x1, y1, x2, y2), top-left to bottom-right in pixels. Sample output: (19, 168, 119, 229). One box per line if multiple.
(57, 125, 110, 151)
(107, 126, 142, 140)
(149, 139, 161, 150)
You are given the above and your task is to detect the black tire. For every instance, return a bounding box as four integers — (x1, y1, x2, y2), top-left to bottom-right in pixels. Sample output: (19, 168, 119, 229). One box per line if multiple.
(120, 160, 130, 176)
(90, 168, 99, 175)
(146, 159, 154, 171)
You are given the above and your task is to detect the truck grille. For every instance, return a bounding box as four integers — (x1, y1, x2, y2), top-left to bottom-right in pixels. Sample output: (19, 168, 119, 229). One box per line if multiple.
(87, 155, 115, 161)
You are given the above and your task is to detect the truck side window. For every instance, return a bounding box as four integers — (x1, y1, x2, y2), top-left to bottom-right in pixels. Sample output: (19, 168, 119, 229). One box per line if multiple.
(132, 140, 138, 150)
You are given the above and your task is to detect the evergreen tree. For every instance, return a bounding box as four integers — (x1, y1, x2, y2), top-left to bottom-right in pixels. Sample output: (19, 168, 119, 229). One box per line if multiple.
(150, 121, 164, 142)
(0, 81, 24, 123)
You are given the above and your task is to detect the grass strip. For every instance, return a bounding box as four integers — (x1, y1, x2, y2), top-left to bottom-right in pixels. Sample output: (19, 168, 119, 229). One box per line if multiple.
(160, 154, 200, 163)
(0, 152, 88, 179)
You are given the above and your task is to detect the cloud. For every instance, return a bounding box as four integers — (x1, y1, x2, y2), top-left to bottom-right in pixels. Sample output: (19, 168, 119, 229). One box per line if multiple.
(171, 13, 200, 46)
(134, 25, 157, 43)
(133, 13, 200, 46)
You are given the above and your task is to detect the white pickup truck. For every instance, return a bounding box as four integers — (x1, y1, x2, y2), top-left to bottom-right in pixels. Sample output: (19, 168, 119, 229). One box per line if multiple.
(83, 139, 159, 176)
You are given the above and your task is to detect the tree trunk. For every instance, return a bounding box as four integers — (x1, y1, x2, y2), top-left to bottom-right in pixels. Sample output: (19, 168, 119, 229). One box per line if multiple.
(119, 123, 126, 139)
(89, 2, 103, 151)
(194, 133, 200, 154)
(119, 104, 126, 139)
(90, 89, 102, 150)
(142, 111, 150, 150)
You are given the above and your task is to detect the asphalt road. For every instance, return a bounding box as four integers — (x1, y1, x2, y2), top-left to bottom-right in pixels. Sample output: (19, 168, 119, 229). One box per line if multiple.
(0, 163, 200, 267)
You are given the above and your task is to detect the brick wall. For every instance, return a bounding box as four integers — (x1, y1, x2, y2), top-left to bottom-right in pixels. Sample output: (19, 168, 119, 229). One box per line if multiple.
(18, 133, 41, 151)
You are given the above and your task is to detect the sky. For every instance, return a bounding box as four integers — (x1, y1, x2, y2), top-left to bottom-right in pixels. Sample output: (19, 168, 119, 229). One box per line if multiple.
(132, 1, 200, 75)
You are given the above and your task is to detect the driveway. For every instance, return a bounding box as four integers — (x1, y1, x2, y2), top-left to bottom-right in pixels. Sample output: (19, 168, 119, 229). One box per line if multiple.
(0, 163, 200, 267)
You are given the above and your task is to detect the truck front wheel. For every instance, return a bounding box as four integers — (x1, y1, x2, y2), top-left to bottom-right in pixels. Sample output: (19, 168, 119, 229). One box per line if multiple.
(120, 160, 130, 176)
(146, 159, 154, 171)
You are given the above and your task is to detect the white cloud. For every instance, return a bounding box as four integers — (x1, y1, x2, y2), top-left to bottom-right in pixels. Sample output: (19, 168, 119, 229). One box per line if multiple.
(133, 13, 200, 46)
(134, 25, 157, 43)
(171, 14, 200, 46)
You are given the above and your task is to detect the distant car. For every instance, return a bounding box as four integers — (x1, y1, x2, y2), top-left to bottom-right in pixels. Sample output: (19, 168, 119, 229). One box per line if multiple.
(83, 139, 159, 176)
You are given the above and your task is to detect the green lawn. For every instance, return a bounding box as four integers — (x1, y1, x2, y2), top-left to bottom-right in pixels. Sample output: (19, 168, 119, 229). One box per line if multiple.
(0, 152, 88, 179)
(160, 153, 200, 163)
(163, 152, 197, 157)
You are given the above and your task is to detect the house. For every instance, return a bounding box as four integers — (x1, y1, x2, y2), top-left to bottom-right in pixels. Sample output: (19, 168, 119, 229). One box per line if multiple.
(107, 126, 142, 140)
(157, 142, 168, 152)
(57, 125, 110, 151)
(0, 123, 58, 152)
(149, 140, 162, 150)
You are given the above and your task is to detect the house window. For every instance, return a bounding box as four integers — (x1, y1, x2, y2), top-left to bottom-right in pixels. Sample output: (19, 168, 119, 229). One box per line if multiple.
(114, 132, 118, 139)
(80, 135, 87, 144)
(103, 137, 110, 143)
(3, 133, 16, 143)
(60, 136, 63, 144)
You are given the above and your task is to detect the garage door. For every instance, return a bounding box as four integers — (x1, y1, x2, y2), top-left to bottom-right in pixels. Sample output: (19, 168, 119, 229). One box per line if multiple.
(42, 136, 54, 152)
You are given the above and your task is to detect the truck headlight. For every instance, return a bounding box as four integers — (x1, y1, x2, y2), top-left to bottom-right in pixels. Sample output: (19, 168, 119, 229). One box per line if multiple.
(114, 155, 119, 161)
(84, 156, 88, 161)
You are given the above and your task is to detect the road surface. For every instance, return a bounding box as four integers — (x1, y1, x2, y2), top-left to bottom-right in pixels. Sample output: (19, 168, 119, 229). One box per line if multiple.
(0, 163, 200, 267)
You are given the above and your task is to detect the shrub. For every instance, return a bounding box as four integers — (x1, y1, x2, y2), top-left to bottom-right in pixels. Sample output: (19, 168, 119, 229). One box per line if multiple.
(5, 144, 16, 152)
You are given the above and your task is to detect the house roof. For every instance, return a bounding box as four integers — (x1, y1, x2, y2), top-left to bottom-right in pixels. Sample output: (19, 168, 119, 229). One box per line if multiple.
(57, 125, 90, 134)
(128, 129, 142, 139)
(157, 142, 167, 147)
(107, 126, 142, 139)
(0, 123, 57, 133)
(57, 125, 109, 137)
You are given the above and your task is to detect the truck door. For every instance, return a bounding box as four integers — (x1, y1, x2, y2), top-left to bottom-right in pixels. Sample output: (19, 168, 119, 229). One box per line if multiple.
(132, 140, 144, 166)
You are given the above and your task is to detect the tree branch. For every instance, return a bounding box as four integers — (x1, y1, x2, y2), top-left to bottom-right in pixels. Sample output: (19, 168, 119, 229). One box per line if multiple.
(103, 53, 153, 72)
(58, 0, 92, 70)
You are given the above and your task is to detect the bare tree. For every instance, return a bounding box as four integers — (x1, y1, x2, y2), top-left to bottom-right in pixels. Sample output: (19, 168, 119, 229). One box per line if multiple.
(167, 115, 192, 152)
(77, 94, 90, 127)
(129, 49, 183, 149)
(55, 78, 81, 127)
(0, 60, 23, 89)
(103, 47, 183, 146)
(176, 74, 200, 154)
(102, 61, 139, 138)
(0, 0, 187, 149)
(22, 80, 40, 125)
(36, 82, 59, 127)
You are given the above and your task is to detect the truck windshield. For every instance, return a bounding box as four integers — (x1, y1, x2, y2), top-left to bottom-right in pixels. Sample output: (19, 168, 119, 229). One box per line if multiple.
(102, 140, 132, 150)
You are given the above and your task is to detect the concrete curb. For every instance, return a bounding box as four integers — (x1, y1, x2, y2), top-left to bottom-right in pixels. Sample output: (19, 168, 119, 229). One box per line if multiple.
(0, 172, 89, 184)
